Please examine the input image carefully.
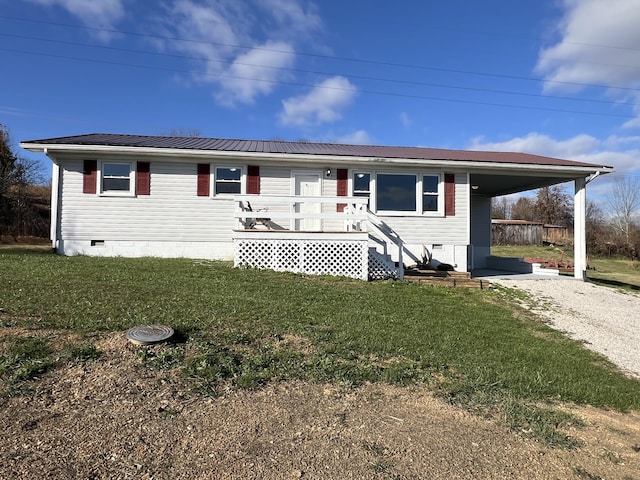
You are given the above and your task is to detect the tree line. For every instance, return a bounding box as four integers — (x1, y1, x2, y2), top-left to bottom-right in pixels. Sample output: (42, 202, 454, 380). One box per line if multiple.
(0, 126, 50, 240)
(491, 180, 640, 259)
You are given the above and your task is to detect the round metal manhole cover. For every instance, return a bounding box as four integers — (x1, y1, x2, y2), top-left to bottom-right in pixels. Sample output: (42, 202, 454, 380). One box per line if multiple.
(126, 325, 174, 345)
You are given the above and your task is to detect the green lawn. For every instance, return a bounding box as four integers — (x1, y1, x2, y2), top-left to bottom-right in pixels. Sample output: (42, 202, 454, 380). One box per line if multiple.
(2, 248, 640, 447)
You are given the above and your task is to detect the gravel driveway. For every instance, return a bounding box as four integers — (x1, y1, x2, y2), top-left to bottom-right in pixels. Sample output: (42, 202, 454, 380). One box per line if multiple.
(493, 277, 640, 378)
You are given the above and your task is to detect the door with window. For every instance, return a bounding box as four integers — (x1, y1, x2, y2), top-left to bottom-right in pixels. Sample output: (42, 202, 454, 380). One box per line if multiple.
(293, 172, 322, 231)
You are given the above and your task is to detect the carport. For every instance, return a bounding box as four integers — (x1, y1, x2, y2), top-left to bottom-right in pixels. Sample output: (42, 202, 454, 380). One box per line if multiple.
(468, 160, 612, 280)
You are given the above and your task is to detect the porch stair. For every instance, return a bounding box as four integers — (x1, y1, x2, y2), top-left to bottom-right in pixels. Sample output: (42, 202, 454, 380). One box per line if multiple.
(368, 247, 399, 280)
(403, 269, 490, 289)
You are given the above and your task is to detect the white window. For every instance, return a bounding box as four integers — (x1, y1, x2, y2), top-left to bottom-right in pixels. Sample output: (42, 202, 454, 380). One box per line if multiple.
(422, 175, 440, 212)
(376, 173, 417, 212)
(372, 172, 442, 215)
(353, 172, 371, 206)
(215, 167, 242, 195)
(100, 162, 134, 195)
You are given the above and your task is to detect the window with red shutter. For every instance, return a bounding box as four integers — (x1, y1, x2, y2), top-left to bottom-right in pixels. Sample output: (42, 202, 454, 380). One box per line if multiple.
(336, 168, 348, 212)
(83, 160, 97, 194)
(445, 173, 455, 216)
(197, 164, 210, 196)
(247, 165, 260, 194)
(136, 162, 150, 195)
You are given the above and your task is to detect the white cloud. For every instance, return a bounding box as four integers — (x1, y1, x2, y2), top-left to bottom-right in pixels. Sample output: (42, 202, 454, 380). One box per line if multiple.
(536, 0, 640, 90)
(215, 42, 296, 106)
(334, 130, 373, 145)
(399, 112, 411, 128)
(469, 132, 599, 159)
(25, 0, 125, 36)
(260, 0, 322, 39)
(279, 76, 357, 126)
(153, 0, 323, 106)
(535, 0, 640, 127)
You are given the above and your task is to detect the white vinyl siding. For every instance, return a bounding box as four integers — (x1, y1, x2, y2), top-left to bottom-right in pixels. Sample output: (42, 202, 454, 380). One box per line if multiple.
(60, 160, 236, 243)
(57, 158, 469, 255)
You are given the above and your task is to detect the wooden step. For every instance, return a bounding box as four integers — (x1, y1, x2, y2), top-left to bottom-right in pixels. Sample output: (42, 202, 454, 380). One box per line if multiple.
(404, 269, 471, 279)
(403, 275, 490, 289)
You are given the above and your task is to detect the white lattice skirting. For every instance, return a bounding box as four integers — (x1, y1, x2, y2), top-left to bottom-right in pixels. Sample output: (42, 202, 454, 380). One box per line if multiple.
(234, 237, 369, 280)
(368, 249, 399, 280)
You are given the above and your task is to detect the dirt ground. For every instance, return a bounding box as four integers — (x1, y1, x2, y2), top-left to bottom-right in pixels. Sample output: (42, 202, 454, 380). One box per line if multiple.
(1, 329, 640, 480)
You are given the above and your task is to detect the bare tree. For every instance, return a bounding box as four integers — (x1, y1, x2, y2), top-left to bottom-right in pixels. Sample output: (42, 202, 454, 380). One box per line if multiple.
(491, 196, 512, 219)
(585, 200, 606, 253)
(510, 196, 535, 221)
(533, 185, 573, 226)
(606, 177, 640, 246)
(162, 128, 202, 137)
(0, 126, 49, 238)
(1, 126, 19, 231)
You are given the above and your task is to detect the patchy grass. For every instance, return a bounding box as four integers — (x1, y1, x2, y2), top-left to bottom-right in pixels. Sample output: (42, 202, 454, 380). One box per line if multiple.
(0, 336, 53, 396)
(492, 245, 640, 290)
(2, 248, 640, 447)
(492, 244, 574, 263)
(64, 343, 103, 364)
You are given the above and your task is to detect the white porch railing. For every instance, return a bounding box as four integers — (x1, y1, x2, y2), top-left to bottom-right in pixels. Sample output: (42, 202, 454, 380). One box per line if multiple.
(233, 194, 368, 231)
(232, 195, 403, 280)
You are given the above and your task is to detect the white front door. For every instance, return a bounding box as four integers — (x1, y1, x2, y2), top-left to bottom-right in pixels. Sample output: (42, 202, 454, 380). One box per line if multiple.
(294, 172, 322, 231)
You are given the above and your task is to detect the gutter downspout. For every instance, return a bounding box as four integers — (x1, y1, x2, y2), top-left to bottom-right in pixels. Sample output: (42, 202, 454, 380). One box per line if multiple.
(585, 170, 600, 185)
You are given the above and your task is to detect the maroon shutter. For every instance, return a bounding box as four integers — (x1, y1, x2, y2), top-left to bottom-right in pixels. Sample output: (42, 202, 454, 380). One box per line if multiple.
(83, 160, 97, 194)
(136, 162, 150, 195)
(197, 163, 210, 196)
(336, 168, 348, 212)
(247, 165, 260, 194)
(445, 173, 455, 216)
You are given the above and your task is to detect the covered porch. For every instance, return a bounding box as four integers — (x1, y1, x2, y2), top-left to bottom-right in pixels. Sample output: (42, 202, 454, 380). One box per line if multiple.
(469, 170, 606, 280)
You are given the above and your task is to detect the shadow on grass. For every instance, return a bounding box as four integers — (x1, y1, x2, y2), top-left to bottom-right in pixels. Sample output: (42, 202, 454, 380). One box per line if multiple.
(588, 276, 640, 291)
(168, 327, 196, 345)
(0, 246, 54, 255)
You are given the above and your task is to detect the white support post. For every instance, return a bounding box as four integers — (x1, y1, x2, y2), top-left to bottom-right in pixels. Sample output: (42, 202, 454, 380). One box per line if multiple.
(574, 177, 587, 281)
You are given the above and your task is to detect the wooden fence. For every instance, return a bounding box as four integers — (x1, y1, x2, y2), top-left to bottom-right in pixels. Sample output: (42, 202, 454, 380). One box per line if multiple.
(492, 220, 571, 246)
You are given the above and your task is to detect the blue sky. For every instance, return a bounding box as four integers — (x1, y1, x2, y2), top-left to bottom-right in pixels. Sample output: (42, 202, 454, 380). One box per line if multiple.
(2, 0, 640, 200)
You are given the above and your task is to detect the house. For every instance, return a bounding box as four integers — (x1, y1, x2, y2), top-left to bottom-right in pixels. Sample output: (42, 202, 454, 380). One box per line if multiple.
(20, 133, 613, 281)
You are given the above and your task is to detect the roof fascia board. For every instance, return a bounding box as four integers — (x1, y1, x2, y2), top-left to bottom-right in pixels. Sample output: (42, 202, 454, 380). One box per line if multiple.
(20, 142, 613, 175)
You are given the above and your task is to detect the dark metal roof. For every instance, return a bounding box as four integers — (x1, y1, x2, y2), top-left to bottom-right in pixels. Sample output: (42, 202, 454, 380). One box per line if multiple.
(22, 132, 612, 169)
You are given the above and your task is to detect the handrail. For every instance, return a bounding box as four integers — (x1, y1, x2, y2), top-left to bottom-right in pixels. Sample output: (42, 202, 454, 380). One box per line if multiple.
(234, 194, 368, 204)
(365, 209, 404, 280)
